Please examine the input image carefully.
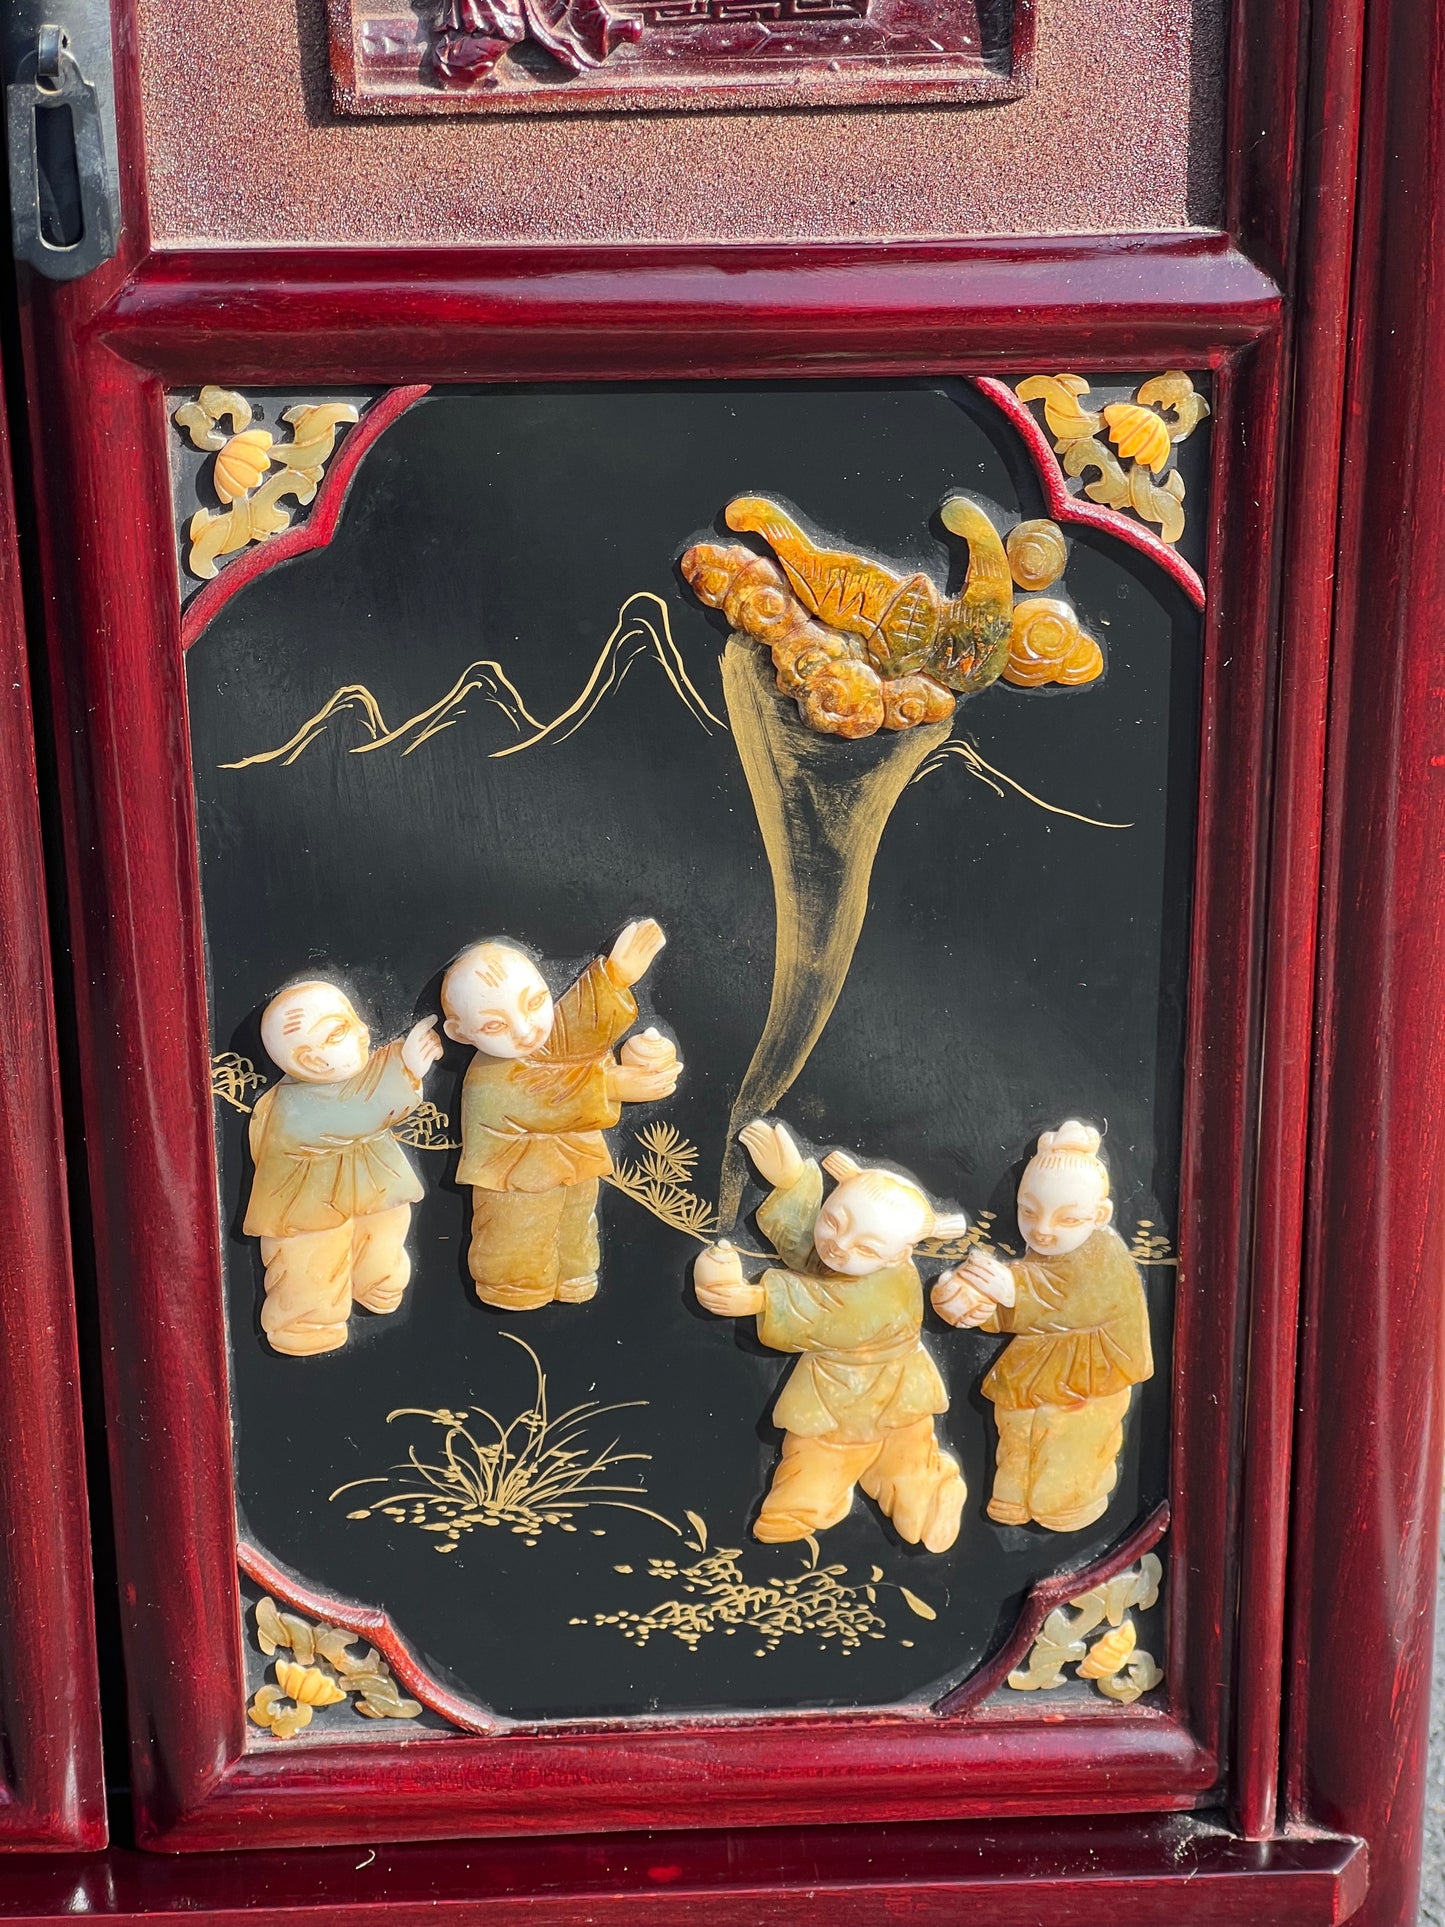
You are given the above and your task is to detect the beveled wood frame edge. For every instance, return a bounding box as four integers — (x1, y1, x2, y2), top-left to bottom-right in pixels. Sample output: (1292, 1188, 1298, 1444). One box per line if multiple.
(0, 1815, 1370, 1919)
(0, 334, 107, 1849)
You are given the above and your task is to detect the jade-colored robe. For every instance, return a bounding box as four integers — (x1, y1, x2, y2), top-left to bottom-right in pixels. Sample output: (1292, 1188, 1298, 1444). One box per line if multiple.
(980, 1226, 1153, 1410)
(456, 958, 637, 1193)
(755, 1162, 947, 1442)
(243, 1041, 424, 1239)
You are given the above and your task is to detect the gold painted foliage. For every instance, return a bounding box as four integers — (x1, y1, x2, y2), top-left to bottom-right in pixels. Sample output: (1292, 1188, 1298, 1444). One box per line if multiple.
(1128, 1220, 1178, 1268)
(1006, 1552, 1164, 1705)
(175, 385, 359, 582)
(247, 1595, 422, 1740)
(391, 1101, 461, 1151)
(211, 1052, 457, 1148)
(330, 1331, 678, 1550)
(210, 1051, 265, 1114)
(575, 1520, 938, 1658)
(606, 1122, 718, 1241)
(1016, 371, 1210, 546)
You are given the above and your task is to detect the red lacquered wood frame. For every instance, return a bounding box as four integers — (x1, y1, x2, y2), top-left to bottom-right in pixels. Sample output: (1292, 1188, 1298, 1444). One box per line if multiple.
(1283, 0, 1445, 1922)
(13, 0, 1445, 1914)
(21, 240, 1278, 1850)
(0, 342, 106, 1848)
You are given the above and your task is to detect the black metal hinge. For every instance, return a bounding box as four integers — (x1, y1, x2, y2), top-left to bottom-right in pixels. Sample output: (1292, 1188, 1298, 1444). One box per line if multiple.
(4, 7, 120, 281)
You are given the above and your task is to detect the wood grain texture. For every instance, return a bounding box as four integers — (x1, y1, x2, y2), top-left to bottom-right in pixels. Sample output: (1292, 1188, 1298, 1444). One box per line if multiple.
(0, 339, 107, 1846)
(104, 235, 1280, 385)
(0, 1816, 1369, 1922)
(1281, 0, 1445, 1917)
(1229, 0, 1367, 1840)
(131, 0, 1223, 249)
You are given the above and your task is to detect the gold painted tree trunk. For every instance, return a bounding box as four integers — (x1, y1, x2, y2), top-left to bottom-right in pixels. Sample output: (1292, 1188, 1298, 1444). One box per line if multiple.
(719, 640, 952, 1223)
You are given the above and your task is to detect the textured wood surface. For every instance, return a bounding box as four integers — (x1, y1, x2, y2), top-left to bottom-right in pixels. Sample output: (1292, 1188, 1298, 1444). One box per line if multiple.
(0, 1816, 1369, 1922)
(1280, 0, 1445, 1920)
(0, 339, 106, 1846)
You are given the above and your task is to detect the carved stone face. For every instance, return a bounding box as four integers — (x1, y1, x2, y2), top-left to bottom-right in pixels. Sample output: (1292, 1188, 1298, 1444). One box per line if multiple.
(812, 1175, 926, 1277)
(443, 948, 554, 1059)
(264, 984, 370, 1084)
(1016, 1164, 1113, 1258)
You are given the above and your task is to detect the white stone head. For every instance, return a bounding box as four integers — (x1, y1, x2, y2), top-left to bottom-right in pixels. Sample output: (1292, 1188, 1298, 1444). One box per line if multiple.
(261, 980, 370, 1085)
(1016, 1120, 1113, 1257)
(813, 1152, 969, 1277)
(441, 942, 554, 1059)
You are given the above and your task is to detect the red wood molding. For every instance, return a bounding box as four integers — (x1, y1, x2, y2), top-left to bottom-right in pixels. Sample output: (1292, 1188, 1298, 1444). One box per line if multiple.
(0, 1820, 1368, 1923)
(99, 235, 1281, 387)
(0, 335, 106, 1850)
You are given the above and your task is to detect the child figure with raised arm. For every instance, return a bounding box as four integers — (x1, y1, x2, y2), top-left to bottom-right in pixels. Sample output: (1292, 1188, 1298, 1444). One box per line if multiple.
(442, 918, 681, 1312)
(694, 1120, 971, 1553)
(931, 1120, 1153, 1533)
(244, 981, 444, 1357)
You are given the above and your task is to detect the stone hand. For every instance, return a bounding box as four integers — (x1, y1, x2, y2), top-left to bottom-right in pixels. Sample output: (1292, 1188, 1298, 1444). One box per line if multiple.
(930, 1271, 997, 1328)
(401, 1015, 443, 1080)
(619, 1027, 680, 1075)
(956, 1249, 1016, 1306)
(739, 1118, 804, 1190)
(607, 918, 667, 987)
(694, 1241, 765, 1316)
(613, 1053, 683, 1103)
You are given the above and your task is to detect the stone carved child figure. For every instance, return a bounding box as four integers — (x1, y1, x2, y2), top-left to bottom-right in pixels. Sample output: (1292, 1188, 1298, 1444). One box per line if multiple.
(441, 919, 681, 1312)
(694, 1120, 972, 1553)
(932, 1121, 1153, 1533)
(243, 982, 444, 1357)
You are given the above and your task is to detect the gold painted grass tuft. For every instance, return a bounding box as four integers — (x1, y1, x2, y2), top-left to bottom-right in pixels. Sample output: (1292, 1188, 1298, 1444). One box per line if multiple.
(330, 1332, 680, 1552)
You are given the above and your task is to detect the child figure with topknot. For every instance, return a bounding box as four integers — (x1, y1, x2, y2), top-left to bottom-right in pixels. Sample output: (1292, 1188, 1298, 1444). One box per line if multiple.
(244, 981, 443, 1357)
(441, 919, 681, 1312)
(694, 1120, 973, 1554)
(932, 1121, 1153, 1533)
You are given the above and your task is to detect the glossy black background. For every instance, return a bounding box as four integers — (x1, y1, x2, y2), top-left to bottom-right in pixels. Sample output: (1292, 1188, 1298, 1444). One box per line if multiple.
(188, 380, 1203, 1721)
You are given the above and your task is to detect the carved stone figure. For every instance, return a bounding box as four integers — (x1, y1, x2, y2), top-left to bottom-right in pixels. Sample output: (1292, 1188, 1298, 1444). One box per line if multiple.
(244, 983, 443, 1356)
(932, 1121, 1154, 1532)
(442, 919, 680, 1311)
(682, 493, 1018, 739)
(694, 1121, 970, 1552)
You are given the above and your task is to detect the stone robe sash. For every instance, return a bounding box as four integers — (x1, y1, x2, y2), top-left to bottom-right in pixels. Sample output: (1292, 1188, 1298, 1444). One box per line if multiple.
(244, 1041, 424, 1238)
(456, 958, 637, 1193)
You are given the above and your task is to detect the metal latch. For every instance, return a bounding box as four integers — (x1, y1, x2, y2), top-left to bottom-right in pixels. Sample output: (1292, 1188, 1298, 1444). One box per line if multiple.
(6, 18, 119, 280)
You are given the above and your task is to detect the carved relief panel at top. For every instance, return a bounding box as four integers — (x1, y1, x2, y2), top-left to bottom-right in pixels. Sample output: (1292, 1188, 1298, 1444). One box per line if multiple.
(329, 0, 1030, 115)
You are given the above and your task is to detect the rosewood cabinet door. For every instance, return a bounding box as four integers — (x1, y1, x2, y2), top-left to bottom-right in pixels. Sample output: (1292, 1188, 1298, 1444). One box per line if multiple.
(0, 344, 106, 1850)
(10, 0, 1445, 1913)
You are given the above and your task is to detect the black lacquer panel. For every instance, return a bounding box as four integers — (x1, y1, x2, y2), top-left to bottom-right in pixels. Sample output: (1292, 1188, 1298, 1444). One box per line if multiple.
(188, 380, 1201, 1722)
